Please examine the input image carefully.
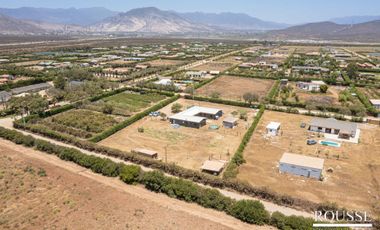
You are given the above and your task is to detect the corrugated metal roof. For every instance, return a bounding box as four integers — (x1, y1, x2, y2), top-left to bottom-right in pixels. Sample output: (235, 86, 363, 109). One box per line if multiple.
(11, 83, 51, 95)
(169, 106, 222, 123)
(309, 118, 357, 134)
(280, 153, 324, 170)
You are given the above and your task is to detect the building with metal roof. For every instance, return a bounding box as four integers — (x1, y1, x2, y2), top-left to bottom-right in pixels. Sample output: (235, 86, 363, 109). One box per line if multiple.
(169, 106, 223, 128)
(11, 83, 52, 95)
(279, 152, 324, 179)
(201, 160, 226, 175)
(309, 118, 358, 140)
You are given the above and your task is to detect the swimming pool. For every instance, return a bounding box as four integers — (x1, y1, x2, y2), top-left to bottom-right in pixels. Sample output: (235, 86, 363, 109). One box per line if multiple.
(319, 140, 341, 147)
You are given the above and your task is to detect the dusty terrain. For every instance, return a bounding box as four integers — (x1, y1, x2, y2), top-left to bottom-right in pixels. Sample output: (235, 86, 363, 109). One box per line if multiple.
(196, 75, 275, 101)
(191, 56, 241, 72)
(237, 110, 380, 216)
(143, 59, 185, 67)
(0, 139, 270, 230)
(100, 98, 257, 171)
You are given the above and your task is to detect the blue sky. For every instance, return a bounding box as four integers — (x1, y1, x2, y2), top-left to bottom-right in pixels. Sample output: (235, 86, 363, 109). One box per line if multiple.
(1, 0, 379, 24)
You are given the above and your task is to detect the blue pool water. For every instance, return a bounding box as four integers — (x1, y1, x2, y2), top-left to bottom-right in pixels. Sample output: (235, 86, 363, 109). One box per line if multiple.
(320, 141, 340, 147)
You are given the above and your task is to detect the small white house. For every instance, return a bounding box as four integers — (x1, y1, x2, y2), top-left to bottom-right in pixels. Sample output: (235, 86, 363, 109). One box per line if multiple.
(370, 99, 380, 110)
(279, 153, 324, 179)
(296, 81, 326, 92)
(266, 122, 281, 136)
(185, 71, 206, 78)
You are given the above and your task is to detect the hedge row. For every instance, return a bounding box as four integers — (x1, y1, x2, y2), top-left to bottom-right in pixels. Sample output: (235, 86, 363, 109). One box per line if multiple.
(266, 80, 280, 101)
(194, 76, 219, 89)
(184, 95, 259, 108)
(14, 117, 319, 212)
(0, 126, 315, 229)
(351, 87, 379, 116)
(267, 105, 364, 123)
(89, 95, 180, 142)
(223, 104, 265, 179)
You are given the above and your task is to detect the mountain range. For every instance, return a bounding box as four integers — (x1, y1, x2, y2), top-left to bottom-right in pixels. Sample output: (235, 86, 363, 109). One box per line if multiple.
(267, 20, 380, 42)
(0, 6, 380, 42)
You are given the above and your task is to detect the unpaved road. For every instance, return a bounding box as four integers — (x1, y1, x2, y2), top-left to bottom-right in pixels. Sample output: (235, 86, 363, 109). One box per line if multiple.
(0, 139, 274, 230)
(0, 117, 313, 218)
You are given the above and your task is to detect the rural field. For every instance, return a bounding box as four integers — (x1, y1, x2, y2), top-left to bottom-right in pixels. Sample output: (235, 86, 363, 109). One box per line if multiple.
(196, 75, 275, 101)
(36, 109, 122, 139)
(142, 59, 185, 67)
(191, 56, 241, 72)
(237, 110, 380, 216)
(100, 98, 258, 171)
(0, 139, 261, 230)
(358, 87, 380, 99)
(84, 91, 168, 116)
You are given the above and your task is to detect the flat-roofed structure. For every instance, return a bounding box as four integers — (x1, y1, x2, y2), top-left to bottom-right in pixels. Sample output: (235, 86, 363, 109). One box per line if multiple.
(370, 99, 380, 109)
(132, 148, 158, 159)
(169, 106, 223, 128)
(0, 91, 11, 103)
(223, 117, 239, 129)
(266, 122, 281, 136)
(201, 160, 226, 175)
(296, 80, 326, 92)
(279, 152, 324, 179)
(11, 83, 52, 95)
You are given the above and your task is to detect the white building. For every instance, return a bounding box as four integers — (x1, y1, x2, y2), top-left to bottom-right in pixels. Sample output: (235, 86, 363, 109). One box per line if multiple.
(296, 81, 326, 92)
(279, 153, 324, 179)
(266, 122, 281, 136)
(169, 106, 223, 128)
(370, 99, 380, 109)
(185, 71, 206, 79)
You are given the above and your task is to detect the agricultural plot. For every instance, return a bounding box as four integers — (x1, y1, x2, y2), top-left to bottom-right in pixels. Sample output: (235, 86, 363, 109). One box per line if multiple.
(191, 56, 242, 72)
(34, 109, 121, 139)
(358, 87, 380, 99)
(237, 110, 380, 215)
(195, 75, 275, 102)
(100, 98, 257, 171)
(142, 59, 185, 67)
(84, 92, 168, 117)
(276, 83, 367, 115)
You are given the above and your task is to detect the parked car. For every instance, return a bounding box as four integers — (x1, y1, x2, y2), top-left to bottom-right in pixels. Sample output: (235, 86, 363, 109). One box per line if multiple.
(307, 139, 317, 145)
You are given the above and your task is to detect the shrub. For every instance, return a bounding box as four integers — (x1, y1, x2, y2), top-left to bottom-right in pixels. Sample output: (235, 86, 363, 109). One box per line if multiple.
(119, 165, 141, 184)
(141, 170, 169, 192)
(228, 200, 270, 225)
(171, 103, 183, 113)
(270, 211, 287, 229)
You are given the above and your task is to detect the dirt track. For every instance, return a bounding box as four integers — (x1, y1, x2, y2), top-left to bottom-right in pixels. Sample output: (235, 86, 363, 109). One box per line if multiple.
(0, 139, 275, 230)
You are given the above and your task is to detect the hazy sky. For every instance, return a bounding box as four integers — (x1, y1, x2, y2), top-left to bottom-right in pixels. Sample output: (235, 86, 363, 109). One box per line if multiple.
(1, 0, 379, 24)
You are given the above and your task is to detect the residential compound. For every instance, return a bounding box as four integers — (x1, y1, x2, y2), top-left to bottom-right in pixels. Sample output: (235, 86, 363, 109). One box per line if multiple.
(296, 80, 326, 91)
(169, 106, 223, 128)
(309, 118, 359, 142)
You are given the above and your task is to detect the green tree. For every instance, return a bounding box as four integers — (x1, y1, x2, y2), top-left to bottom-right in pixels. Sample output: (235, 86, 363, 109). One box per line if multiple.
(319, 84, 328, 93)
(171, 103, 183, 113)
(347, 63, 359, 80)
(243, 92, 259, 104)
(119, 165, 141, 184)
(53, 75, 66, 90)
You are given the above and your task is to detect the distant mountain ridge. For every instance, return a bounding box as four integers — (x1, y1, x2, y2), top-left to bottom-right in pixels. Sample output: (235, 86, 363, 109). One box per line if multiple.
(330, 15, 380, 25)
(89, 7, 212, 33)
(267, 20, 380, 42)
(0, 7, 118, 26)
(179, 12, 288, 31)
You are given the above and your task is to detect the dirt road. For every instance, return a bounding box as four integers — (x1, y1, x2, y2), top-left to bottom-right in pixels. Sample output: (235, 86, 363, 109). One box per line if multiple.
(0, 117, 313, 218)
(0, 139, 274, 230)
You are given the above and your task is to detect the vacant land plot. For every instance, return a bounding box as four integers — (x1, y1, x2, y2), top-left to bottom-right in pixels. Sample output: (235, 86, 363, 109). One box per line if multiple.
(192, 56, 241, 72)
(0, 140, 257, 230)
(85, 92, 168, 117)
(143, 59, 185, 67)
(196, 75, 275, 101)
(237, 110, 380, 215)
(100, 98, 257, 171)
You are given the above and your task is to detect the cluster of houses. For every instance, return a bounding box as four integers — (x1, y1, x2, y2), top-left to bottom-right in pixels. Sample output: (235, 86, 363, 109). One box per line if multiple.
(265, 117, 361, 180)
(239, 61, 279, 70)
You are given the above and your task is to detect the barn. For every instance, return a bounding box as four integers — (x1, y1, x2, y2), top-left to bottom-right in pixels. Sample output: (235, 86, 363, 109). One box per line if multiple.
(279, 152, 324, 180)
